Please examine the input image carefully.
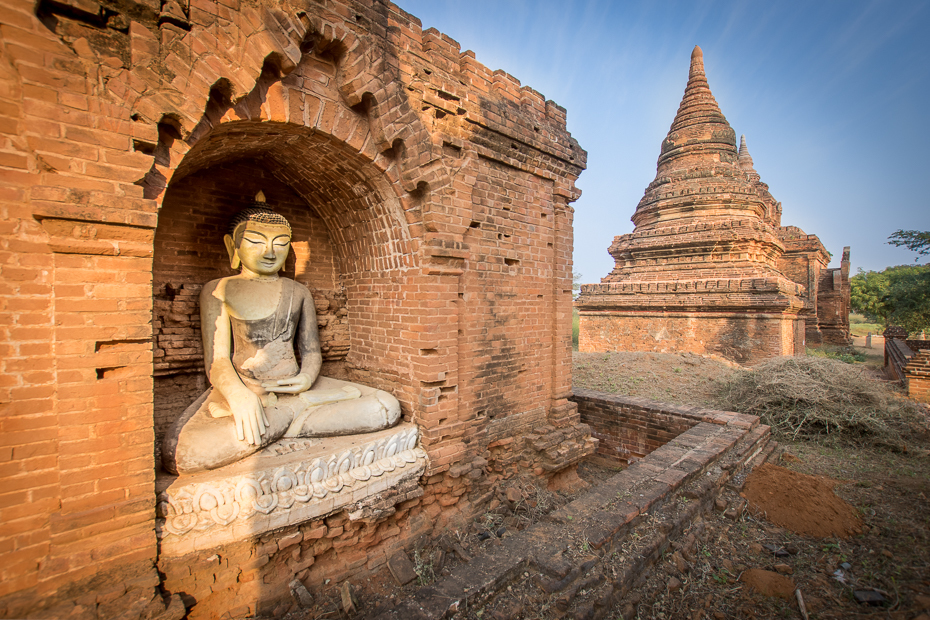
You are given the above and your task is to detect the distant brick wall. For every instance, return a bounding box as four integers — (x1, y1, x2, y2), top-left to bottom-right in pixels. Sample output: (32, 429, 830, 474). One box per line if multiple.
(777, 231, 830, 344)
(885, 338, 930, 403)
(816, 266, 851, 345)
(579, 312, 804, 365)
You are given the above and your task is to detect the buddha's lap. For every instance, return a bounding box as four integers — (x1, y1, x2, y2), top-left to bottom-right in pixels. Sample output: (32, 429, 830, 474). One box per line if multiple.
(183, 376, 396, 436)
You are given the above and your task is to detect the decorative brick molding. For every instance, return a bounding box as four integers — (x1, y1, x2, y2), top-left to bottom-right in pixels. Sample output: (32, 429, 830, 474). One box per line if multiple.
(157, 425, 425, 555)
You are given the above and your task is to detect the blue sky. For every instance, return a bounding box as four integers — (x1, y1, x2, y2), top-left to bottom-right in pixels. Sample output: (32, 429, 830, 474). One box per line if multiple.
(397, 0, 930, 281)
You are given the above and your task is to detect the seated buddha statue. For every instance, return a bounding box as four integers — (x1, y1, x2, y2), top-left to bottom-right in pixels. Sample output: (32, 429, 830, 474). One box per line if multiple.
(162, 193, 400, 475)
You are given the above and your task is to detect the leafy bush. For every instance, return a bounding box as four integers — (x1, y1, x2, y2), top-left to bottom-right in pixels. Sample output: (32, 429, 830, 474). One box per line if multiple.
(572, 308, 579, 350)
(807, 346, 865, 364)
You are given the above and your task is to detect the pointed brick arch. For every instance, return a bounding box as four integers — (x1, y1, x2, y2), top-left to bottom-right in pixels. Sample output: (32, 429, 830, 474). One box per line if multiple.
(130, 3, 449, 217)
(151, 119, 428, 456)
(169, 121, 416, 276)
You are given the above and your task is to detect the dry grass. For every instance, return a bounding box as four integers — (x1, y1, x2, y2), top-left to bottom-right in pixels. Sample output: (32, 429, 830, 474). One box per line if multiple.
(572, 350, 739, 407)
(715, 356, 927, 445)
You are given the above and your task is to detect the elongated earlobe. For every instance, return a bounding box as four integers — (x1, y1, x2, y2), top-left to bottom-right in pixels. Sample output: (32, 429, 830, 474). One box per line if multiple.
(223, 234, 240, 270)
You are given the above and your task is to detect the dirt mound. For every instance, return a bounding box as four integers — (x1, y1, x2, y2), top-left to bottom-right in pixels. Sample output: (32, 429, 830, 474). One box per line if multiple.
(742, 463, 861, 538)
(738, 568, 796, 599)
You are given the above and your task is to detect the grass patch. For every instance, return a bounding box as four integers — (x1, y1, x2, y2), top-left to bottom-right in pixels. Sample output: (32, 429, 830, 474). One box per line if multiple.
(572, 307, 579, 350)
(849, 313, 883, 337)
(807, 345, 866, 364)
(850, 322, 883, 337)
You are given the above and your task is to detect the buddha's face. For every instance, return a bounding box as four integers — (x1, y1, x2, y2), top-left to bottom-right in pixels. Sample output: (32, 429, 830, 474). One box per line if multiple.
(234, 221, 291, 277)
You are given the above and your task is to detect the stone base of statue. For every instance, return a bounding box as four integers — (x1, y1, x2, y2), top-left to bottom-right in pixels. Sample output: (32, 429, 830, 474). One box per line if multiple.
(155, 423, 425, 556)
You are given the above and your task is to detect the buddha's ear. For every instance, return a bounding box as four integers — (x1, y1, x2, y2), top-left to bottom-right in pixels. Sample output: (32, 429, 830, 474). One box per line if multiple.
(223, 234, 240, 270)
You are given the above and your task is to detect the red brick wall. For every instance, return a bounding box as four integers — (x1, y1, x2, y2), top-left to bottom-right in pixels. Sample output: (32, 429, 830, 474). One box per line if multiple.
(885, 339, 930, 404)
(0, 0, 591, 617)
(817, 267, 851, 345)
(579, 313, 804, 365)
(572, 390, 700, 465)
(904, 350, 930, 403)
(777, 233, 830, 345)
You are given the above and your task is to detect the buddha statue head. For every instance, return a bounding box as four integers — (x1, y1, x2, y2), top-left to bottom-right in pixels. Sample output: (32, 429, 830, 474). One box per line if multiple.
(223, 191, 293, 277)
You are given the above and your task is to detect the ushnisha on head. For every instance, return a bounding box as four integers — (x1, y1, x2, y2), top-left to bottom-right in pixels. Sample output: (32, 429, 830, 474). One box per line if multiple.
(223, 191, 293, 277)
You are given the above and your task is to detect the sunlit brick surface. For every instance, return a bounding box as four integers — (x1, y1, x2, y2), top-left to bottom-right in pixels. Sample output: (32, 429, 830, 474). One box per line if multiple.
(0, 1, 594, 616)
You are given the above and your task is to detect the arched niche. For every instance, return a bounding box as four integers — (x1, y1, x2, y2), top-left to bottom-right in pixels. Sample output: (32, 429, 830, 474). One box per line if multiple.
(151, 121, 417, 466)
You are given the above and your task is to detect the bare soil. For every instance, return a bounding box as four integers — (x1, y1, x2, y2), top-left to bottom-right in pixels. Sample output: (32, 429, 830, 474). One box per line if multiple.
(617, 440, 930, 620)
(742, 463, 862, 539)
(312, 345, 930, 619)
(579, 344, 930, 620)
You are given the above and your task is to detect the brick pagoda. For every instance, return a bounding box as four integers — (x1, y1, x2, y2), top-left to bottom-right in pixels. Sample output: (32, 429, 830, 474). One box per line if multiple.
(576, 46, 810, 364)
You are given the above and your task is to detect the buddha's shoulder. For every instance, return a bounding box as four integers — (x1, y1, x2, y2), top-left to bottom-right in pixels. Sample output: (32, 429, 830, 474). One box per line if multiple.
(197, 278, 223, 305)
(199, 276, 311, 299)
(283, 277, 312, 294)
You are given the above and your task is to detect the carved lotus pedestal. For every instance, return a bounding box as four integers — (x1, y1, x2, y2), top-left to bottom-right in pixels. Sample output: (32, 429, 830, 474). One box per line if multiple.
(155, 423, 425, 556)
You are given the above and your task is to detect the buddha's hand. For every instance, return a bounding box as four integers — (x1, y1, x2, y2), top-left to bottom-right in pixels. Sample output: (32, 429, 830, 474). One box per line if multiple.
(230, 390, 268, 445)
(262, 373, 313, 394)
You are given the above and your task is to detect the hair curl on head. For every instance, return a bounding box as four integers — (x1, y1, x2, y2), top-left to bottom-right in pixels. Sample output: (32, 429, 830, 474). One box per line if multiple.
(227, 207, 292, 242)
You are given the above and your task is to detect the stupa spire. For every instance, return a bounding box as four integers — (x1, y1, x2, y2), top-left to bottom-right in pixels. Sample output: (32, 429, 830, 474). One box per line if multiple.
(689, 45, 705, 79)
(657, 46, 737, 174)
(738, 134, 755, 171)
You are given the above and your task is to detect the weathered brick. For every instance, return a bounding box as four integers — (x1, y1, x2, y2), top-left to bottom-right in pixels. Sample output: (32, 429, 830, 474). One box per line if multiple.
(0, 2, 592, 618)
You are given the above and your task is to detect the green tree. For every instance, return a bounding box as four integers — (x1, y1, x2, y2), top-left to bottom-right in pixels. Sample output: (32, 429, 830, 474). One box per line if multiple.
(888, 229, 930, 260)
(885, 266, 930, 333)
(572, 271, 582, 299)
(851, 265, 930, 334)
(850, 268, 889, 323)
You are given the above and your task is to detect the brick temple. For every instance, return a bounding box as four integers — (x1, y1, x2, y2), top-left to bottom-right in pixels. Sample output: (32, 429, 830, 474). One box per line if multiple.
(576, 46, 850, 364)
(0, 1, 595, 617)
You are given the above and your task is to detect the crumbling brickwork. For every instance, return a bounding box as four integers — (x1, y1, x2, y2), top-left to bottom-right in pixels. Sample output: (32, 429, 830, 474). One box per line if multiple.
(0, 0, 592, 617)
(775, 227, 851, 346)
(884, 328, 930, 403)
(814, 246, 852, 345)
(576, 47, 849, 363)
(571, 390, 700, 465)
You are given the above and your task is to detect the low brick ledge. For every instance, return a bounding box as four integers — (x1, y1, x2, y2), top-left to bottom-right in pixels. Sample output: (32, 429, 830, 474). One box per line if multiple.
(368, 398, 769, 619)
(570, 389, 757, 429)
